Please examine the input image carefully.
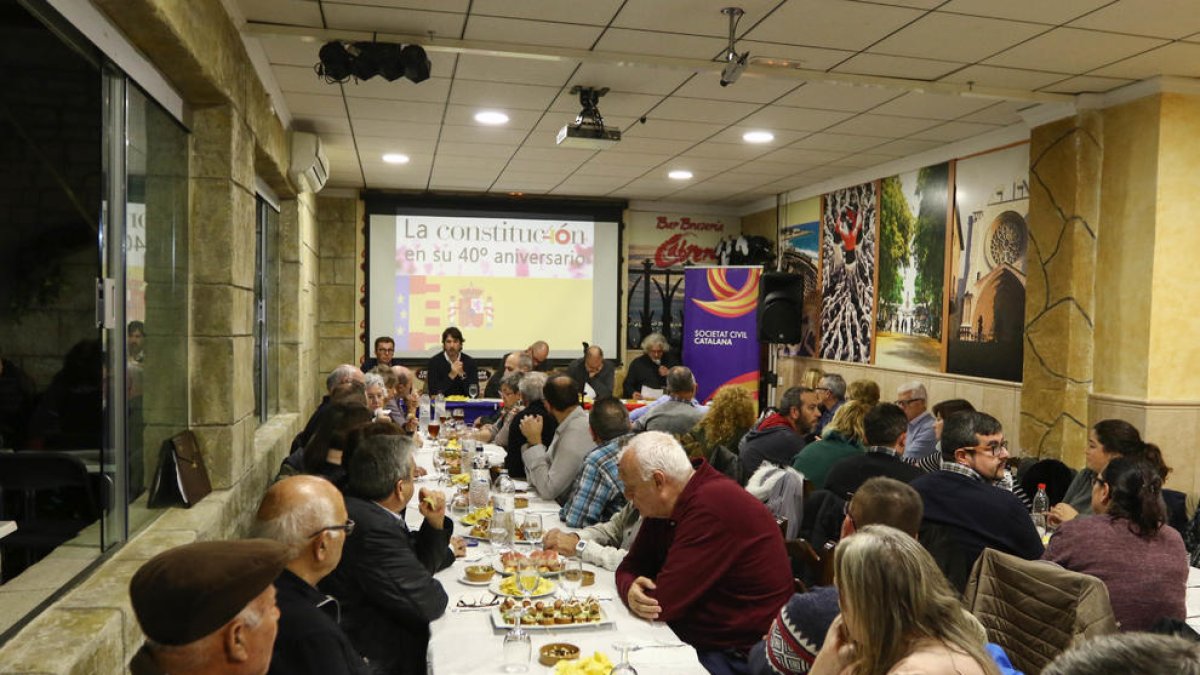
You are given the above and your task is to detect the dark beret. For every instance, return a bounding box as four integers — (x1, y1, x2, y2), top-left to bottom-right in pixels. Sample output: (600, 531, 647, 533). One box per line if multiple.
(130, 539, 289, 646)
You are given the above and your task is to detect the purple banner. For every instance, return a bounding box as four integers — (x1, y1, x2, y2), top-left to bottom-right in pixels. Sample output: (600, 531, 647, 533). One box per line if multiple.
(682, 267, 761, 403)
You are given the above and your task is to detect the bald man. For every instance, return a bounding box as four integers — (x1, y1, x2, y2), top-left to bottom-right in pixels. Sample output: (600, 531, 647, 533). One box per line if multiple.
(528, 340, 550, 371)
(252, 477, 368, 675)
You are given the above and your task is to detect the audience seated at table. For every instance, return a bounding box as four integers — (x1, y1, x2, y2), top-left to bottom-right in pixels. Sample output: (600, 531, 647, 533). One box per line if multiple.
(320, 433, 459, 675)
(504, 371, 552, 478)
(425, 326, 477, 397)
(749, 477, 924, 675)
(739, 386, 821, 484)
(568, 345, 616, 399)
(544, 501, 643, 571)
(621, 332, 680, 399)
(519, 374, 594, 503)
(360, 336, 397, 373)
(293, 364, 364, 453)
(1042, 633, 1200, 675)
(474, 371, 523, 445)
(632, 366, 706, 436)
(910, 411, 1043, 593)
(1050, 419, 1171, 527)
(527, 340, 550, 372)
(277, 402, 373, 489)
(896, 381, 937, 462)
(823, 403, 922, 499)
(1042, 456, 1188, 632)
(482, 350, 531, 399)
(846, 378, 880, 406)
(616, 431, 793, 674)
(679, 386, 756, 481)
(381, 365, 419, 432)
(364, 372, 390, 418)
(559, 396, 633, 527)
(808, 525, 999, 675)
(791, 400, 869, 490)
(913, 398, 976, 473)
(252, 476, 369, 675)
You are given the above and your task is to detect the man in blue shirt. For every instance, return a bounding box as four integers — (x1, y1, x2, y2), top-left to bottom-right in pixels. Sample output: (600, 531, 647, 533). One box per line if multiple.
(559, 396, 632, 527)
(896, 381, 936, 461)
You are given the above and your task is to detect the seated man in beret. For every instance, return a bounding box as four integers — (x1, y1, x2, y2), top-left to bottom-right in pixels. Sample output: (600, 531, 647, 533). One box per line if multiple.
(252, 475, 369, 675)
(128, 538, 290, 675)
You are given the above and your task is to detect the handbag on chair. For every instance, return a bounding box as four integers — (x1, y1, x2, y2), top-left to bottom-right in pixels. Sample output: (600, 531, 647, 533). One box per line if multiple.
(148, 430, 213, 508)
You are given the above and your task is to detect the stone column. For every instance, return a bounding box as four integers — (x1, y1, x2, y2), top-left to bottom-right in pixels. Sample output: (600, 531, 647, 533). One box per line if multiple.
(317, 197, 361, 375)
(189, 105, 257, 489)
(278, 193, 321, 413)
(1020, 111, 1101, 465)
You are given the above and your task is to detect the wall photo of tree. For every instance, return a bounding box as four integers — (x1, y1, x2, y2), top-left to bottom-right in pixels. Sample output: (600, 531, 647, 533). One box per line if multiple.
(818, 182, 878, 364)
(874, 163, 951, 372)
(947, 144, 1029, 382)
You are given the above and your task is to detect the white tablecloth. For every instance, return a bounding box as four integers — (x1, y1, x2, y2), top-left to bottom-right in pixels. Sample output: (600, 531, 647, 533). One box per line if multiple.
(410, 442, 706, 674)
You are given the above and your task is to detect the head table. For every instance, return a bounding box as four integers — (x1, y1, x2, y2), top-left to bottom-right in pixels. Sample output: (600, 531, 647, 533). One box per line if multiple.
(408, 439, 706, 674)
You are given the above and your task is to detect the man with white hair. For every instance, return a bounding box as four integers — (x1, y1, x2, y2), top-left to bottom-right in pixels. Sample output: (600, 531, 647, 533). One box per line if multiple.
(813, 373, 846, 436)
(616, 432, 793, 673)
(252, 476, 367, 675)
(896, 381, 936, 460)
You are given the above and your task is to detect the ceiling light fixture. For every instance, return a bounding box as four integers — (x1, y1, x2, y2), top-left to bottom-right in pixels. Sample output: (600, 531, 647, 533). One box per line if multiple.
(382, 153, 410, 164)
(743, 130, 774, 143)
(668, 170, 693, 180)
(475, 110, 510, 125)
(718, 7, 750, 87)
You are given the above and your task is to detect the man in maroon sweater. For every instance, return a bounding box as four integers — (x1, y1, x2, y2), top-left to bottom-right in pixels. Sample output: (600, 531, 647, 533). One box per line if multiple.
(617, 431, 793, 674)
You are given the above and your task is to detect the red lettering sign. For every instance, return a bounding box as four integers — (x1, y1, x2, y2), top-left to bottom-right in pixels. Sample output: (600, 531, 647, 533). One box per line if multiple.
(654, 233, 717, 267)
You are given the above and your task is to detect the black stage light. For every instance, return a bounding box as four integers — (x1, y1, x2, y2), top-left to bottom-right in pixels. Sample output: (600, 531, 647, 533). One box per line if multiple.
(400, 44, 432, 83)
(374, 43, 406, 81)
(316, 41, 352, 83)
(349, 41, 381, 80)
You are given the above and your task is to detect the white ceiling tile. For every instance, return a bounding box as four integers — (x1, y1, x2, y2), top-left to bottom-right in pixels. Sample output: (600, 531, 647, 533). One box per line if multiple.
(671, 73, 803, 104)
(743, 43, 858, 72)
(667, 156, 744, 173)
(828, 113, 941, 138)
(956, 102, 1030, 126)
(606, 137, 697, 155)
(331, 1, 470, 11)
(585, 151, 673, 168)
(236, 0, 323, 26)
(870, 12, 1048, 63)
(454, 54, 579, 86)
(292, 115, 352, 135)
(572, 163, 649, 178)
(789, 133, 886, 152)
(936, 0, 1111, 25)
(739, 106, 855, 132)
(909, 120, 1003, 142)
(705, 126, 809, 145)
(775, 82, 903, 112)
(448, 80, 561, 111)
(621, 118, 725, 141)
(833, 53, 965, 80)
(699, 172, 777, 187)
(549, 90, 665, 119)
(736, 159, 818, 175)
(435, 142, 517, 159)
(1038, 75, 1137, 94)
(322, 5, 467, 36)
(274, 64, 341, 95)
(503, 160, 582, 176)
(286, 92, 348, 117)
(429, 176, 500, 190)
(347, 98, 446, 122)
(671, 141, 764, 161)
(610, 0, 784, 38)
(868, 91, 996, 121)
(743, 0, 926, 51)
(432, 155, 510, 171)
(826, 153, 894, 170)
(471, 0, 622, 25)
(1090, 41, 1200, 79)
(567, 64, 692, 95)
(463, 16, 605, 49)
(592, 28, 727, 60)
(858, 0, 944, 8)
(761, 147, 848, 164)
(645, 96, 761, 124)
(434, 124, 529, 145)
(441, 105, 541, 130)
(867, 137, 946, 157)
(984, 28, 1168, 73)
(355, 135, 439, 156)
(939, 65, 1068, 91)
(492, 174, 564, 190)
(1069, 0, 1200, 39)
(352, 119, 441, 138)
(341, 76, 452, 103)
(511, 146, 597, 163)
(255, 35, 322, 67)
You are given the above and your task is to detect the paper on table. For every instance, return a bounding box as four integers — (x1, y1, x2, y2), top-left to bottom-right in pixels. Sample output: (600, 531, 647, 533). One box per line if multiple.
(640, 386, 664, 400)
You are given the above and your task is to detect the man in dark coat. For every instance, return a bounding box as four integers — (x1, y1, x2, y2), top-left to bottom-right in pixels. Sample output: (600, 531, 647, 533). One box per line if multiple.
(425, 326, 478, 397)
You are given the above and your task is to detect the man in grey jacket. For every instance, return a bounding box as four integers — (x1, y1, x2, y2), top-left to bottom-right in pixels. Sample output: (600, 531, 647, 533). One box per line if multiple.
(519, 374, 594, 503)
(633, 366, 706, 436)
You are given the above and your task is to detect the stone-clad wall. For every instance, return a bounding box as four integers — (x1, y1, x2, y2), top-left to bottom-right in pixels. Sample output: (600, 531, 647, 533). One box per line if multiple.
(317, 198, 362, 376)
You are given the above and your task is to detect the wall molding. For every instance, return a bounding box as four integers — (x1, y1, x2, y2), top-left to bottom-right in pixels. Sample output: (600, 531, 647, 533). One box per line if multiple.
(1089, 391, 1200, 408)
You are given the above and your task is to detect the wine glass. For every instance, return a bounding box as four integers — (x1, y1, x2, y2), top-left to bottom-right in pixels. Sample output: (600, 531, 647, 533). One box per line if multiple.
(516, 556, 541, 600)
(560, 558, 584, 600)
(431, 450, 447, 486)
(522, 513, 543, 546)
(610, 643, 638, 675)
(468, 383, 479, 399)
(502, 563, 533, 673)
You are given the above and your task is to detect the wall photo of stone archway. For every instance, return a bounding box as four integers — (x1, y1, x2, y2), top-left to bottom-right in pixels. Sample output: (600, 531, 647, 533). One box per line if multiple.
(947, 144, 1030, 381)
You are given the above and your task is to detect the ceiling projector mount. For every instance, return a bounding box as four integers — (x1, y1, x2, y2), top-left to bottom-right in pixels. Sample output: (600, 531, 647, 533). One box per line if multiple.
(718, 7, 749, 87)
(556, 85, 621, 150)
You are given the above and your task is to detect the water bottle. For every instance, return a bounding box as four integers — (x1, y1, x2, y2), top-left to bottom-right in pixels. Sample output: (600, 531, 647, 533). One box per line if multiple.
(495, 469, 516, 546)
(417, 393, 430, 434)
(1032, 483, 1049, 537)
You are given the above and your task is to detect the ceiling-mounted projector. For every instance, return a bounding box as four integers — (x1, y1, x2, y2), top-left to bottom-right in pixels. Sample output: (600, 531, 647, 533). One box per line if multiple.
(557, 85, 620, 149)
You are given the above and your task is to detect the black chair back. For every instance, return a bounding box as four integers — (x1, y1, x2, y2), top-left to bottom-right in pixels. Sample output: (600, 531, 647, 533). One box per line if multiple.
(0, 451, 101, 581)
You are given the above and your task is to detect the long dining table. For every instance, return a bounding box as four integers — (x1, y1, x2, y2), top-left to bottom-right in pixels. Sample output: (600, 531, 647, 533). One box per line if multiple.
(408, 438, 707, 674)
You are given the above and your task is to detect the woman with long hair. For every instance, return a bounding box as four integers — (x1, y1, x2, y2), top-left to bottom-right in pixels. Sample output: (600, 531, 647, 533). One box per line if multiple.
(1043, 457, 1187, 631)
(1050, 419, 1170, 525)
(791, 400, 869, 489)
(812, 525, 999, 675)
(679, 386, 756, 480)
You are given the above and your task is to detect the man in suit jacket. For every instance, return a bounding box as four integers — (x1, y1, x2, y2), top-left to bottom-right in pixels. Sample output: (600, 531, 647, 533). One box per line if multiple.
(425, 326, 478, 397)
(320, 434, 463, 674)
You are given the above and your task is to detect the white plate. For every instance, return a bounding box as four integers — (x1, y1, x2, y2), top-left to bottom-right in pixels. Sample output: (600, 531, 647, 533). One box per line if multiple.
(493, 552, 563, 576)
(489, 575, 556, 598)
(458, 574, 497, 586)
(489, 605, 612, 631)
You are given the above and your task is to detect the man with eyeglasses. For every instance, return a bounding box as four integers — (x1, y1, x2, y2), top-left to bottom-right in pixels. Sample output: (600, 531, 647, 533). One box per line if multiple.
(895, 381, 936, 461)
(252, 476, 368, 675)
(910, 411, 1044, 593)
(361, 336, 397, 373)
(320, 434, 457, 674)
(813, 374, 846, 436)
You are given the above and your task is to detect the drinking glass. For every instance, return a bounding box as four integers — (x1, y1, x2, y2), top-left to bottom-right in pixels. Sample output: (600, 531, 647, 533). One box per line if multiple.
(560, 558, 584, 600)
(516, 556, 541, 599)
(610, 643, 638, 675)
(431, 451, 447, 486)
(427, 419, 441, 441)
(490, 515, 510, 556)
(522, 513, 543, 545)
(469, 383, 479, 399)
(501, 624, 531, 673)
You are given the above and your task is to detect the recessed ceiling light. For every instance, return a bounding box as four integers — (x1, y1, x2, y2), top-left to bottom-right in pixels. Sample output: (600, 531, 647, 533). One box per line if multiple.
(474, 110, 509, 125)
(382, 153, 410, 164)
(668, 170, 693, 180)
(743, 130, 774, 144)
